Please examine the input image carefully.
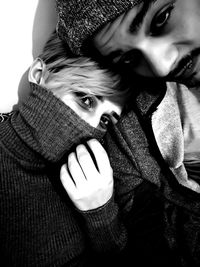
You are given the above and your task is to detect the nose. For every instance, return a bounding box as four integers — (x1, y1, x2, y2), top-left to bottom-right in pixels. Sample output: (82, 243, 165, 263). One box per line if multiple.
(136, 39, 178, 77)
(86, 112, 102, 129)
(94, 99, 122, 129)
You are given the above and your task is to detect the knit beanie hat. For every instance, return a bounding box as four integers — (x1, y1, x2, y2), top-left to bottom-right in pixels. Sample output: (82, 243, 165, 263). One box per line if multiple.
(56, 0, 142, 56)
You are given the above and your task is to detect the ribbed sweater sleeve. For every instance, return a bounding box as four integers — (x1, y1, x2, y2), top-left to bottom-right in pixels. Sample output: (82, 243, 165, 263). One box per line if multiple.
(78, 195, 127, 253)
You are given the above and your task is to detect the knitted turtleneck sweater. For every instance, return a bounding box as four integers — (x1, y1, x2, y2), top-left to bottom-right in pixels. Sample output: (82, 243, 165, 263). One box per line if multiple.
(0, 84, 125, 267)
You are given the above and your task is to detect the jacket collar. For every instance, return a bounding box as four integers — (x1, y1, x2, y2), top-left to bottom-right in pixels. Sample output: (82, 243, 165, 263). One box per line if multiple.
(134, 81, 167, 117)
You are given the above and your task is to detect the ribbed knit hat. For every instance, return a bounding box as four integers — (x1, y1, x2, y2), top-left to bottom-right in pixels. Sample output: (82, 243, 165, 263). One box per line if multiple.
(56, 0, 142, 56)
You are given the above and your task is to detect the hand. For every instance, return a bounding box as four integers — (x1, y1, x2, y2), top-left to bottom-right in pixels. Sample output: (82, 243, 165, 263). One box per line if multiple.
(60, 139, 114, 211)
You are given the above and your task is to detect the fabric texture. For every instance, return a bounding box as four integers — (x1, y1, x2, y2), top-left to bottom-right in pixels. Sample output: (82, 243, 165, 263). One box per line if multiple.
(0, 112, 13, 122)
(152, 83, 200, 192)
(0, 83, 126, 267)
(105, 82, 200, 267)
(56, 0, 142, 55)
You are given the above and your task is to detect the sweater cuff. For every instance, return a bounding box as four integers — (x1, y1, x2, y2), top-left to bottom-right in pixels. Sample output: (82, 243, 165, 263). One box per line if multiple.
(80, 194, 117, 226)
(78, 195, 127, 252)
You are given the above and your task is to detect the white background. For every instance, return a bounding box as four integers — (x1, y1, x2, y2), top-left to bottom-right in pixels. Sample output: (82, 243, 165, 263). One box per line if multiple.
(0, 0, 57, 112)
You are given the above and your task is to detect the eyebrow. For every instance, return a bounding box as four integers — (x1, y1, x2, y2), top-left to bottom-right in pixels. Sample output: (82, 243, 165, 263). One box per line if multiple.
(129, 0, 157, 33)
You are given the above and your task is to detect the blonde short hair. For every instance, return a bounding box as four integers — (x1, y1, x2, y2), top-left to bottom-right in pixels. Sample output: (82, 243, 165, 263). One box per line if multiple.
(39, 32, 128, 101)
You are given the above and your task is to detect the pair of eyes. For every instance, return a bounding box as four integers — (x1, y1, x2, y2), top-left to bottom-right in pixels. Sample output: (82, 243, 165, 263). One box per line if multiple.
(74, 92, 116, 130)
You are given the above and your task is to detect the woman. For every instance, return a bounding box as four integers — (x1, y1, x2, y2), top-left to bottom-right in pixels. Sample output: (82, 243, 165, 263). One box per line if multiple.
(0, 32, 128, 267)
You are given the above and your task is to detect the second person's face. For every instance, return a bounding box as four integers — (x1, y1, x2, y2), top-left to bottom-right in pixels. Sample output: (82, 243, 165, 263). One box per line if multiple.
(93, 0, 200, 88)
(62, 92, 122, 131)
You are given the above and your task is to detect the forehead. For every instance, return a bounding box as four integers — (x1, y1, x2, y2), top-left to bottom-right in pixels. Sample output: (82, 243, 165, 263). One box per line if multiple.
(94, 0, 188, 55)
(93, 0, 160, 49)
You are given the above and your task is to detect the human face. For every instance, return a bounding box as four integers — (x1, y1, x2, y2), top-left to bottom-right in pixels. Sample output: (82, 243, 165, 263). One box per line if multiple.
(93, 0, 200, 88)
(61, 92, 123, 130)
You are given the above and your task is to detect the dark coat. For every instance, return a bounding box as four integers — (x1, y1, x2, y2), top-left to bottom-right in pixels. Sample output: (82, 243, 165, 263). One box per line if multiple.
(105, 82, 200, 267)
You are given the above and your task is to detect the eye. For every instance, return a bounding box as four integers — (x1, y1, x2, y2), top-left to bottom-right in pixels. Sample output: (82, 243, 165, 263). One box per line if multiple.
(99, 114, 111, 130)
(150, 3, 174, 35)
(74, 92, 95, 110)
(81, 96, 93, 109)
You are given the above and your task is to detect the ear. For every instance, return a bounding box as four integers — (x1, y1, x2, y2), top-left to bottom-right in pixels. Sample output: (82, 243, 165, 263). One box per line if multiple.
(28, 58, 47, 85)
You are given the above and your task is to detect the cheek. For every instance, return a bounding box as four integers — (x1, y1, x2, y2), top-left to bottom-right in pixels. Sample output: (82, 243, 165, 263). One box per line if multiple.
(173, 22, 200, 47)
(187, 18, 200, 44)
(83, 116, 99, 128)
(174, 0, 200, 43)
(168, 17, 196, 46)
(70, 106, 89, 123)
(77, 111, 99, 128)
(115, 105, 123, 117)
